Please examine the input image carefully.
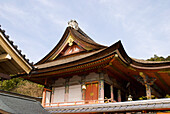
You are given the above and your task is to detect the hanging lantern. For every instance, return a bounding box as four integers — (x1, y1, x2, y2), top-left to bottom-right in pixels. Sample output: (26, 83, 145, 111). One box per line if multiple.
(82, 84, 86, 90)
(128, 95, 133, 101)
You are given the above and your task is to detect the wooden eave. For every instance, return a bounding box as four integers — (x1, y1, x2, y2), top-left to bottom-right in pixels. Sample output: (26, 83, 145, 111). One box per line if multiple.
(25, 54, 114, 86)
(30, 55, 113, 78)
(36, 27, 106, 65)
(35, 48, 106, 69)
(0, 26, 32, 75)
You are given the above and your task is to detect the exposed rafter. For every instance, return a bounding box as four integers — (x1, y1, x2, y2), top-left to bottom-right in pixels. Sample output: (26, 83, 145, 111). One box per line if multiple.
(0, 54, 11, 62)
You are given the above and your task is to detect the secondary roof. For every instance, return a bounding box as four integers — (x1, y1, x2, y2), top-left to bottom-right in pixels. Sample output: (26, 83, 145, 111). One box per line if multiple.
(0, 25, 33, 79)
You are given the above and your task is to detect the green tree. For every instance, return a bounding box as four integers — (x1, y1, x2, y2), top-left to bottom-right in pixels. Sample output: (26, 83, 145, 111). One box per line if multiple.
(147, 54, 170, 61)
(0, 78, 43, 97)
(165, 56, 170, 61)
(0, 78, 23, 91)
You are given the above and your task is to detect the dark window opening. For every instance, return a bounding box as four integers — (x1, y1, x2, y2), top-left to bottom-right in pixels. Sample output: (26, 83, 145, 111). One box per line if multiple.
(104, 82, 111, 99)
(113, 87, 118, 101)
(121, 91, 126, 102)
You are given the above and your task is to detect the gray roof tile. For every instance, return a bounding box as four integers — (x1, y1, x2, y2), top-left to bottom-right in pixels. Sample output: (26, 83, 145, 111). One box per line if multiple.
(0, 92, 49, 114)
(46, 98, 170, 113)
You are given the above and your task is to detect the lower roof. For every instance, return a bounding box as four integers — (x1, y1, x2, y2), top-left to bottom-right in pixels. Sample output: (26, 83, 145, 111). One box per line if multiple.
(0, 90, 49, 114)
(45, 98, 170, 113)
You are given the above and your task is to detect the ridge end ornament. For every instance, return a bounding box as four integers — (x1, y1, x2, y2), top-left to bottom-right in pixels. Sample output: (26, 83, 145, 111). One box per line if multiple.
(68, 20, 79, 30)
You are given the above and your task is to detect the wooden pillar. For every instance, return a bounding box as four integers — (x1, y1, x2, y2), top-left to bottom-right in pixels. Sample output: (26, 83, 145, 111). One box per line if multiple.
(99, 72, 104, 101)
(51, 88, 54, 104)
(139, 72, 156, 100)
(81, 75, 86, 100)
(42, 88, 46, 107)
(118, 89, 121, 102)
(110, 85, 114, 101)
(64, 78, 69, 102)
(145, 83, 151, 99)
(42, 78, 47, 107)
(82, 89, 86, 100)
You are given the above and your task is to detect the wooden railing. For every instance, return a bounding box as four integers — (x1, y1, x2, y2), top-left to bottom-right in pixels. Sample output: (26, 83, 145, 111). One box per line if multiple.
(44, 99, 115, 107)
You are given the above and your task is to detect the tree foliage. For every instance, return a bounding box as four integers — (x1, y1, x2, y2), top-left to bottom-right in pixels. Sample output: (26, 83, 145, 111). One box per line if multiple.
(0, 78, 23, 91)
(0, 78, 43, 97)
(147, 54, 170, 61)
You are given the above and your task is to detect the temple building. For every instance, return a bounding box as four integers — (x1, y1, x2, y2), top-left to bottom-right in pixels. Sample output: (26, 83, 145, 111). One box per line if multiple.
(20, 20, 170, 113)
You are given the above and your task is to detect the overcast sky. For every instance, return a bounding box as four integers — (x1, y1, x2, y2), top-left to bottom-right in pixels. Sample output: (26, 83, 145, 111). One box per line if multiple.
(0, 0, 170, 63)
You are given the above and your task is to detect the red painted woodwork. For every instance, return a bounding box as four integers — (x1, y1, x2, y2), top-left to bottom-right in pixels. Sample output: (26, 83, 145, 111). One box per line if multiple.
(63, 44, 84, 56)
(85, 83, 98, 100)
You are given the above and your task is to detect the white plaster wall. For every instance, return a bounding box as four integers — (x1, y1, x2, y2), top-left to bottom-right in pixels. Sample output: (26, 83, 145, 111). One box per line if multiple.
(68, 85, 82, 102)
(85, 72, 99, 82)
(53, 87, 65, 103)
(45, 91, 51, 104)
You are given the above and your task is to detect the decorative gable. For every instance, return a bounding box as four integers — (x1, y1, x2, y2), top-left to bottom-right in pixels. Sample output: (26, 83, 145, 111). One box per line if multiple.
(59, 42, 85, 56)
(49, 34, 85, 60)
(36, 20, 106, 64)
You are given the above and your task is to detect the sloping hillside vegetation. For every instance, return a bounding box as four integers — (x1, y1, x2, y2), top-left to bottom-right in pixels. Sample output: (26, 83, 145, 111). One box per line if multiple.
(0, 78, 43, 97)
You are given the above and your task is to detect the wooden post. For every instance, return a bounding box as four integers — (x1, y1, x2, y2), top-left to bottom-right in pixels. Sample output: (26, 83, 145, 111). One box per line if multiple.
(139, 72, 156, 100)
(145, 83, 151, 100)
(81, 75, 86, 100)
(99, 72, 104, 102)
(64, 78, 69, 102)
(110, 85, 114, 101)
(82, 89, 86, 100)
(42, 78, 47, 107)
(42, 88, 46, 107)
(51, 88, 54, 104)
(118, 89, 121, 102)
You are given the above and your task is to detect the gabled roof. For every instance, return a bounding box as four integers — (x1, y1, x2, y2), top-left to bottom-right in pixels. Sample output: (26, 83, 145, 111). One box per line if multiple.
(0, 25, 33, 78)
(36, 20, 106, 65)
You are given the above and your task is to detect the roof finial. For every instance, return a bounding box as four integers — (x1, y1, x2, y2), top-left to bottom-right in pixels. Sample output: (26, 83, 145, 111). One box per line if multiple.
(68, 20, 79, 30)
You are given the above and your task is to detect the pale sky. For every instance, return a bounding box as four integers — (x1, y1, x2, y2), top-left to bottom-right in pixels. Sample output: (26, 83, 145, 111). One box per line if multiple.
(0, 0, 170, 63)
